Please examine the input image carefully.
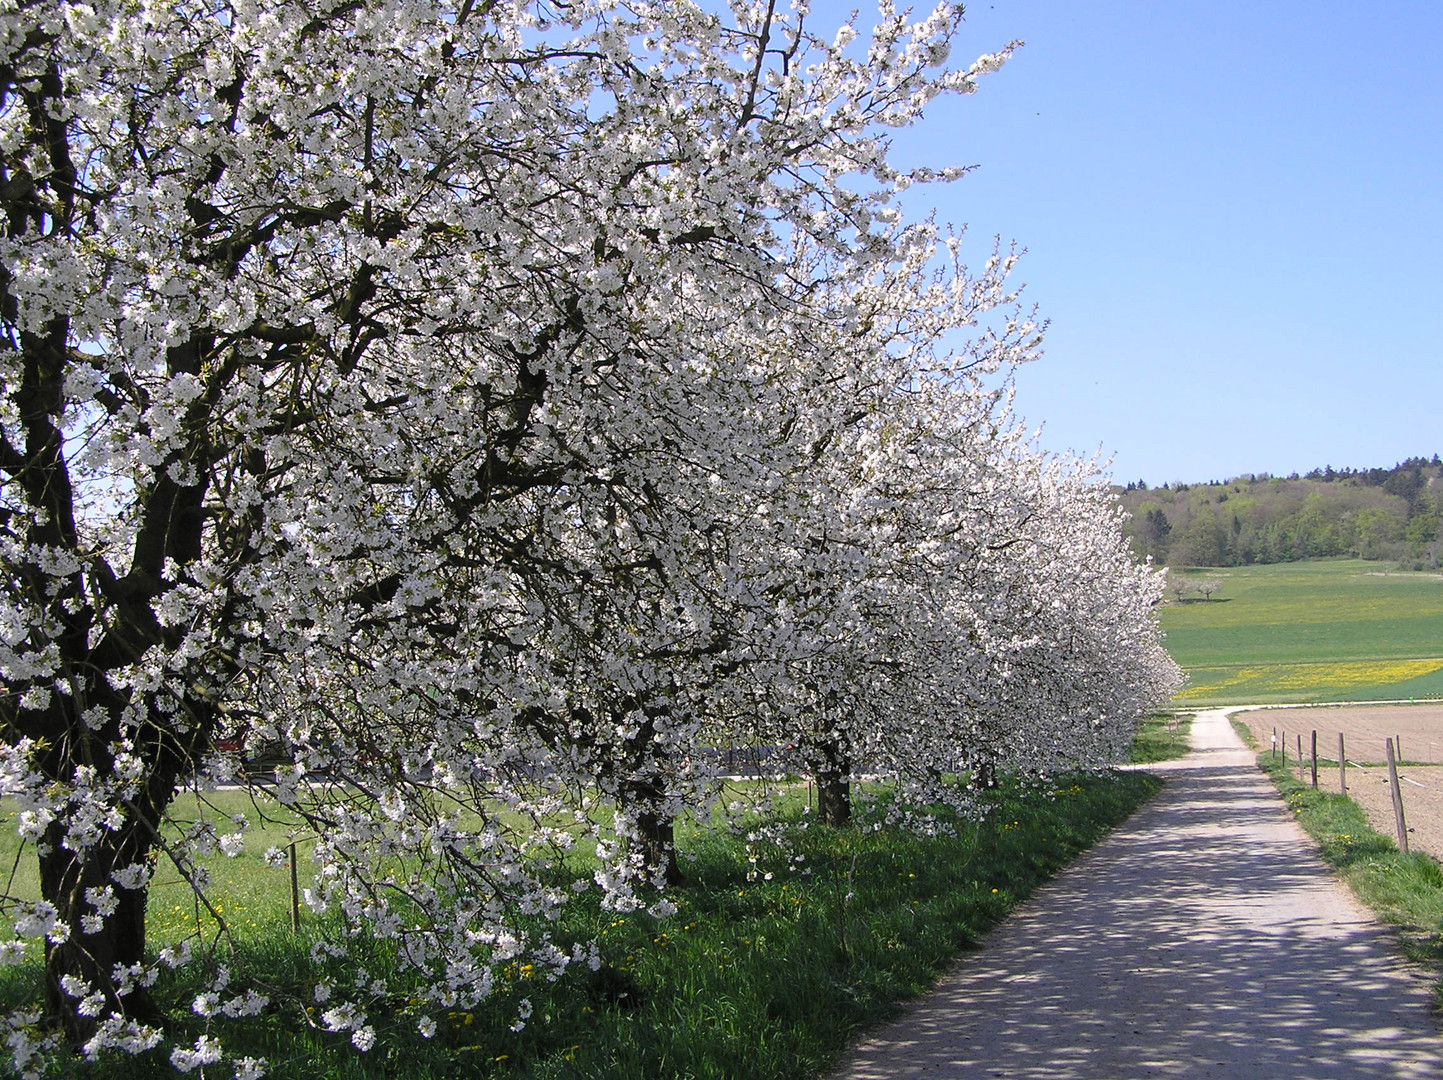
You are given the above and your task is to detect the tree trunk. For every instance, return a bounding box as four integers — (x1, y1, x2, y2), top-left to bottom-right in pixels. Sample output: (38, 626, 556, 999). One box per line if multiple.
(31, 730, 188, 1045)
(973, 759, 998, 791)
(632, 795, 684, 888)
(621, 775, 682, 887)
(39, 818, 165, 1042)
(617, 704, 683, 887)
(810, 739, 851, 827)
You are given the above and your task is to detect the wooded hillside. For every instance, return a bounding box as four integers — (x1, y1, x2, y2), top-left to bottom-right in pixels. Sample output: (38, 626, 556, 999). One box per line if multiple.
(1117, 457, 1443, 568)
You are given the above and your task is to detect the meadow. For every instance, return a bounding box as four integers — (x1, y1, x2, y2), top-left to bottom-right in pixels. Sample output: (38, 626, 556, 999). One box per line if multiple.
(0, 772, 1161, 1079)
(1161, 559, 1443, 704)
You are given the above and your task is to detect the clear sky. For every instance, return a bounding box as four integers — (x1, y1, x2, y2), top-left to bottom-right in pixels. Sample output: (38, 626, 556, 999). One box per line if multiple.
(813, 0, 1443, 486)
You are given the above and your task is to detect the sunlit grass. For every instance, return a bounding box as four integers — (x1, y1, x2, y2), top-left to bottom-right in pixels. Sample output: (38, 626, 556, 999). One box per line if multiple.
(1127, 713, 1193, 763)
(1163, 560, 1443, 703)
(0, 771, 1162, 1080)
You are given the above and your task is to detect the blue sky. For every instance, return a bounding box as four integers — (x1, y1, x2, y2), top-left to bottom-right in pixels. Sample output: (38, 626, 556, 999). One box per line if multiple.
(814, 0, 1443, 485)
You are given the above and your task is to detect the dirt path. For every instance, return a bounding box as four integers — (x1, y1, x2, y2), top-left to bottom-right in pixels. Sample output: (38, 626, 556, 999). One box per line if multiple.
(830, 710, 1443, 1079)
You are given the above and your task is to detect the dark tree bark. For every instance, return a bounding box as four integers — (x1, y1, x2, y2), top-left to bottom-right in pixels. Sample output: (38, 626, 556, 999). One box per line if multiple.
(809, 736, 851, 827)
(39, 824, 163, 1037)
(618, 705, 684, 887)
(24, 700, 204, 1042)
(630, 779, 684, 888)
(973, 759, 998, 791)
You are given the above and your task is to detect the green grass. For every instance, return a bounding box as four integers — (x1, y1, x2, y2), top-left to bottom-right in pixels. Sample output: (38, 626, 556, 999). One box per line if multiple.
(1162, 559, 1443, 704)
(0, 789, 314, 938)
(1127, 713, 1193, 763)
(0, 772, 1162, 1079)
(1240, 720, 1443, 984)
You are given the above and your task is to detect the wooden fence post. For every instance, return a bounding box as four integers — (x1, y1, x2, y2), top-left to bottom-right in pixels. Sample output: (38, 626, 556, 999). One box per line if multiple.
(1386, 738, 1409, 855)
(1310, 730, 1318, 789)
(290, 841, 301, 934)
(1297, 735, 1304, 783)
(1338, 732, 1346, 795)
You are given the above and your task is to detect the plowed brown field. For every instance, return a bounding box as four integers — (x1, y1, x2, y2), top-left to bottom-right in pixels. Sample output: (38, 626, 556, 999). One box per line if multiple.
(1237, 704, 1443, 860)
(1237, 703, 1443, 764)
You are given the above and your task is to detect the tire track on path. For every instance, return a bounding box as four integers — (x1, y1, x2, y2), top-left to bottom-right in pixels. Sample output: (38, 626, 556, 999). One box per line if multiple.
(831, 709, 1443, 1079)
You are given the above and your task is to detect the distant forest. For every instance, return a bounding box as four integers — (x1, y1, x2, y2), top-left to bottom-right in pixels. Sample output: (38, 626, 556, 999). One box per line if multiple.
(1116, 456, 1443, 569)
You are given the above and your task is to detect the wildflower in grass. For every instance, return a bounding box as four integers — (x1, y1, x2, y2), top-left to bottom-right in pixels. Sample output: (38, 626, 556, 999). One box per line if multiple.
(1184, 659, 1443, 699)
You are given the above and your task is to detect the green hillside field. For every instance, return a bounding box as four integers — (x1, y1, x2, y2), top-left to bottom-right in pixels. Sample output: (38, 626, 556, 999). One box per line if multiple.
(1160, 559, 1443, 704)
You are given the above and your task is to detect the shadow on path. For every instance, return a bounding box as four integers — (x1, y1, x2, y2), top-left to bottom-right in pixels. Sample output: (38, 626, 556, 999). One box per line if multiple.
(833, 711, 1443, 1079)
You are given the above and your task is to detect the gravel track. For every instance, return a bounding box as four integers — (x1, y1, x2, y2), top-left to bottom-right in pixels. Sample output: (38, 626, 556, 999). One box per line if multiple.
(830, 710, 1443, 1079)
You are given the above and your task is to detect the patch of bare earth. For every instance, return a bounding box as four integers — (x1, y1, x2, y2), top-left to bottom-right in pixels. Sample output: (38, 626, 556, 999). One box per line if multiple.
(1238, 703, 1443, 764)
(1335, 764, 1443, 860)
(1238, 704, 1443, 859)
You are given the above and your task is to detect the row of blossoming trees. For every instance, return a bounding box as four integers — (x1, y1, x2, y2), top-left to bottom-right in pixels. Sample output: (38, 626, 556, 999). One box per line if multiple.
(0, 0, 1180, 1070)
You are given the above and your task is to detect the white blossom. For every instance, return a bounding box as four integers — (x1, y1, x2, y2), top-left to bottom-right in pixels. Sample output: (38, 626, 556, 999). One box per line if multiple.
(0, 0, 1176, 1066)
(170, 1036, 223, 1073)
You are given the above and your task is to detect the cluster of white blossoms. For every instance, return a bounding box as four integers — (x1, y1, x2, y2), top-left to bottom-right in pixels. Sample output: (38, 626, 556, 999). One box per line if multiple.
(0, 0, 1180, 1072)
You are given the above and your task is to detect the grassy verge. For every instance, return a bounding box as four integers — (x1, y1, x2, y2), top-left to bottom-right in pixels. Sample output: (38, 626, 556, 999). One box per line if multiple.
(1238, 719, 1443, 984)
(1, 771, 1161, 1080)
(1128, 713, 1193, 763)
